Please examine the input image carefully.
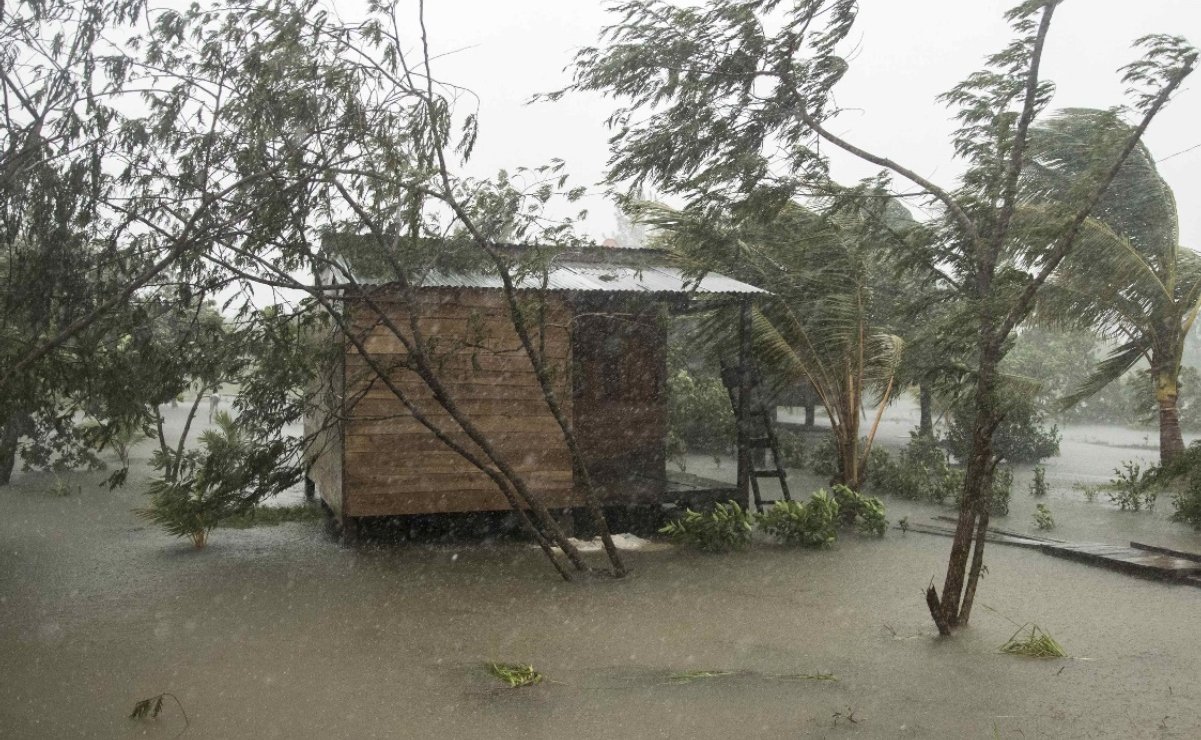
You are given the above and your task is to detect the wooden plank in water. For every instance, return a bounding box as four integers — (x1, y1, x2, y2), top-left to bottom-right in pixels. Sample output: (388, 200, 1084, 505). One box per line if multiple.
(903, 523, 1048, 550)
(1038, 542, 1201, 583)
(1130, 541, 1201, 564)
(909, 521, 1201, 586)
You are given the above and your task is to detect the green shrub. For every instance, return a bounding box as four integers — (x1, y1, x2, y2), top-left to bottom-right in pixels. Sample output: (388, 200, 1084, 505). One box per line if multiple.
(869, 432, 963, 504)
(775, 430, 807, 468)
(1115, 442, 1201, 526)
(990, 467, 1013, 517)
(665, 368, 735, 466)
(1029, 465, 1048, 497)
(809, 435, 892, 483)
(1172, 475, 1201, 529)
(49, 475, 79, 497)
(944, 397, 1060, 464)
(756, 491, 840, 548)
(1108, 461, 1157, 512)
(139, 412, 301, 548)
(659, 502, 754, 552)
(831, 484, 888, 537)
(1033, 503, 1055, 530)
(808, 434, 840, 479)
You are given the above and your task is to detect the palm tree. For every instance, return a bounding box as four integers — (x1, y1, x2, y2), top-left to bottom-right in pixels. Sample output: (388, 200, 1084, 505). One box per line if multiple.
(643, 198, 904, 490)
(1022, 108, 1201, 463)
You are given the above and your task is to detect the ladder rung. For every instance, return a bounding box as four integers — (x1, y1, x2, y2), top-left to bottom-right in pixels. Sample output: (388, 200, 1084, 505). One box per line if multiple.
(753, 470, 786, 478)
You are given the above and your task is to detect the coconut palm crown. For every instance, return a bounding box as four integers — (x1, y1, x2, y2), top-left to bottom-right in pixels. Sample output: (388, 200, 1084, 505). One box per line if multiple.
(1023, 108, 1200, 462)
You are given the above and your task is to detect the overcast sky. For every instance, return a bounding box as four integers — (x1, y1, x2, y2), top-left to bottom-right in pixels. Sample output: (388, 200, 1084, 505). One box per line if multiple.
(417, 0, 1200, 247)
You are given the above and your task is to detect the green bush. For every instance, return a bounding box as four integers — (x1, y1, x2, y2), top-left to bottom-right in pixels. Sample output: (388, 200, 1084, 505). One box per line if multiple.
(1108, 461, 1157, 512)
(831, 484, 888, 537)
(869, 432, 963, 504)
(665, 368, 735, 464)
(808, 434, 840, 479)
(1029, 465, 1048, 497)
(809, 434, 892, 483)
(1126, 442, 1201, 526)
(944, 397, 1061, 464)
(775, 430, 807, 468)
(756, 491, 840, 548)
(1034, 503, 1055, 530)
(990, 467, 1013, 517)
(139, 412, 301, 548)
(659, 502, 754, 552)
(1172, 475, 1201, 529)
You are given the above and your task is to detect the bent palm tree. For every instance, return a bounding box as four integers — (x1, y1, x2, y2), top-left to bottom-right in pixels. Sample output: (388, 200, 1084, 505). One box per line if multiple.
(643, 199, 904, 490)
(1023, 108, 1201, 463)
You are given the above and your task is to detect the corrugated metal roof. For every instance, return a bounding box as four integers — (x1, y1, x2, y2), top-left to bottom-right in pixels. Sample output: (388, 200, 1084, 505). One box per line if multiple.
(415, 263, 765, 295)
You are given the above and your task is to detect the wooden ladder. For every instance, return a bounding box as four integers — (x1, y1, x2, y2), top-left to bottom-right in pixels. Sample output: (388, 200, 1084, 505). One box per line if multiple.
(721, 361, 792, 512)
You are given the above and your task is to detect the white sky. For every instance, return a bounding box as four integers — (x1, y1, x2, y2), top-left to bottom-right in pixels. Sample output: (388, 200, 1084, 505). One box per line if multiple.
(418, 0, 1201, 247)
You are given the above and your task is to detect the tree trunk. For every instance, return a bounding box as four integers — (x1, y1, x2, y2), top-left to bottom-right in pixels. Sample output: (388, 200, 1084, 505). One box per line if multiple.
(929, 342, 1001, 631)
(0, 415, 19, 486)
(1155, 368, 1185, 464)
(918, 383, 934, 437)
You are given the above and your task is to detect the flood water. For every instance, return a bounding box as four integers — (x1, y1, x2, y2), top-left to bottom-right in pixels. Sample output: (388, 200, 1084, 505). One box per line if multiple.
(3, 401, 1201, 738)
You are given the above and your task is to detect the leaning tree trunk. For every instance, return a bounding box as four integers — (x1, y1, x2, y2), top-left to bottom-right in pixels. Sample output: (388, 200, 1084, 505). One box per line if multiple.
(0, 415, 19, 485)
(918, 383, 934, 438)
(1154, 367, 1185, 464)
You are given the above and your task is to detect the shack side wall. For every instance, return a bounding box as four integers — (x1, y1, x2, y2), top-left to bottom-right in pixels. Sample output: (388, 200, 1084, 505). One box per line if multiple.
(572, 295, 668, 502)
(341, 288, 576, 516)
(304, 323, 345, 517)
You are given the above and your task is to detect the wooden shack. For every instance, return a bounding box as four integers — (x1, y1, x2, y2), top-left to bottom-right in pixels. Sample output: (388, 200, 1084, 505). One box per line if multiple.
(303, 246, 764, 532)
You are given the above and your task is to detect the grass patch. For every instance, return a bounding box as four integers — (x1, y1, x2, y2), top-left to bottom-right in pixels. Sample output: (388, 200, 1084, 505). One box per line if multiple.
(1000, 623, 1067, 658)
(216, 504, 323, 529)
(487, 662, 543, 688)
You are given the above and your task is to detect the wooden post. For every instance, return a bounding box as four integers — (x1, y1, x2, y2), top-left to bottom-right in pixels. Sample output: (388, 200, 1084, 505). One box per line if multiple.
(736, 298, 753, 510)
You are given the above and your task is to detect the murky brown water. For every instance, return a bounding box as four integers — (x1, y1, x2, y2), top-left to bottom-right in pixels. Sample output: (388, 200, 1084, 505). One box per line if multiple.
(3, 403, 1201, 737)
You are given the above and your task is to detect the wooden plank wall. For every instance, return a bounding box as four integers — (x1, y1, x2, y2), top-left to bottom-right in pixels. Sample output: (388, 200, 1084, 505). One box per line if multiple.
(341, 288, 576, 516)
(572, 295, 668, 502)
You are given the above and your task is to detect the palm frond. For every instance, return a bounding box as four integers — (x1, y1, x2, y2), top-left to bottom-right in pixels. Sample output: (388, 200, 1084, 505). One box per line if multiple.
(1060, 340, 1147, 409)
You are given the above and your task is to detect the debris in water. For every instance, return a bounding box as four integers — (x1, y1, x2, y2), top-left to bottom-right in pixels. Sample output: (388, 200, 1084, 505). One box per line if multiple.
(552, 533, 670, 553)
(668, 669, 738, 683)
(129, 692, 189, 735)
(666, 669, 837, 684)
(487, 662, 543, 688)
(999, 623, 1067, 658)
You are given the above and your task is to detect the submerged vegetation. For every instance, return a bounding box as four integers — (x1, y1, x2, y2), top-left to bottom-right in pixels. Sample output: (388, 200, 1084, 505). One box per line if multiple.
(138, 412, 300, 549)
(1034, 504, 1056, 531)
(661, 487, 887, 552)
(1029, 466, 1048, 498)
(658, 502, 755, 553)
(757, 494, 840, 548)
(1108, 442, 1201, 528)
(1000, 624, 1068, 659)
(487, 663, 544, 688)
(1109, 461, 1158, 511)
(869, 433, 963, 505)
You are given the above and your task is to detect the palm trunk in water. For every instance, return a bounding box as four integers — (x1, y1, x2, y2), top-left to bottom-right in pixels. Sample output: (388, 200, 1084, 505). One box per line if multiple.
(1155, 369, 1185, 463)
